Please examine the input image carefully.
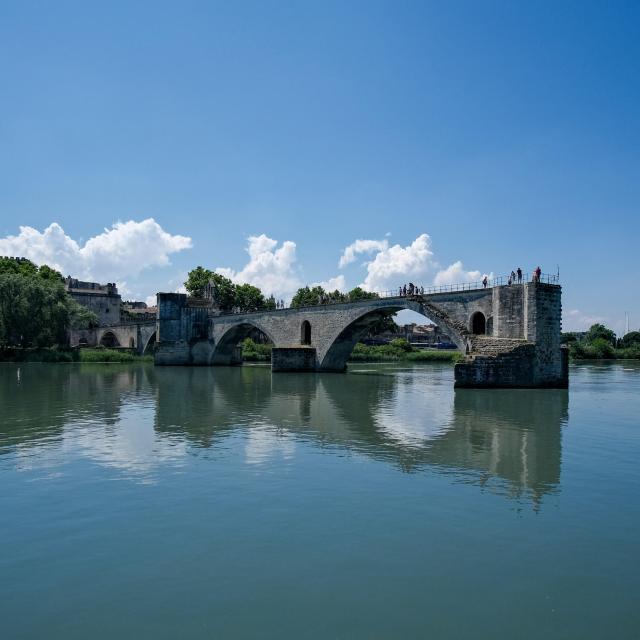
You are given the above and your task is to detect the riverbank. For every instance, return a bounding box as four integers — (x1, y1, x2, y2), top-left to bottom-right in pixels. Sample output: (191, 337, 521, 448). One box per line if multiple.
(0, 347, 153, 363)
(349, 342, 462, 362)
(240, 338, 463, 363)
(4, 342, 637, 364)
(569, 343, 640, 360)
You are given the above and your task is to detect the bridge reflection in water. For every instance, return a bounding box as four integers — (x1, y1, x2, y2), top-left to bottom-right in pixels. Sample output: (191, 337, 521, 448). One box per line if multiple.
(0, 364, 567, 507)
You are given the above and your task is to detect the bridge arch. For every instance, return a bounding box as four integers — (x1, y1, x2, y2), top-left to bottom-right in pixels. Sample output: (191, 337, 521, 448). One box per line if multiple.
(99, 331, 120, 348)
(212, 321, 275, 366)
(317, 299, 469, 372)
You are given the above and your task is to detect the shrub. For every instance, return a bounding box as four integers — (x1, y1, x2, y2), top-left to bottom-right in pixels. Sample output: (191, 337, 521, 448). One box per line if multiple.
(389, 338, 413, 352)
(349, 341, 460, 362)
(586, 338, 615, 359)
(241, 338, 272, 361)
(78, 348, 152, 363)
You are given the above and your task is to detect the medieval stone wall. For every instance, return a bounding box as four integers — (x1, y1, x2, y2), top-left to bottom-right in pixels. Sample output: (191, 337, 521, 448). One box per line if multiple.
(492, 285, 525, 338)
(69, 290, 121, 326)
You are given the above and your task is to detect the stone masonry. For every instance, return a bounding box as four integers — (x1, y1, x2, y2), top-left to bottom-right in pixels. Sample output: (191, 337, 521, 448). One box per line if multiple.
(154, 282, 568, 388)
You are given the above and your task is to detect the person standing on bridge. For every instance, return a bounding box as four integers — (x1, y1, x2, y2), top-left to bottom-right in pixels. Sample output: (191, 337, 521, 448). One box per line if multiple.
(534, 266, 542, 283)
(517, 267, 522, 283)
(482, 275, 488, 288)
(402, 284, 407, 296)
(510, 270, 516, 285)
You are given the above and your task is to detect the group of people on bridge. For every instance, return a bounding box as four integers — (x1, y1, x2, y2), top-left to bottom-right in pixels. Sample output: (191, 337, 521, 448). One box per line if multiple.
(506, 266, 542, 286)
(398, 283, 425, 297)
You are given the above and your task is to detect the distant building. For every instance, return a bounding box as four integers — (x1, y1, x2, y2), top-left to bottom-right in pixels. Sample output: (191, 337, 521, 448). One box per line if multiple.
(64, 277, 121, 325)
(122, 301, 158, 322)
(372, 322, 453, 346)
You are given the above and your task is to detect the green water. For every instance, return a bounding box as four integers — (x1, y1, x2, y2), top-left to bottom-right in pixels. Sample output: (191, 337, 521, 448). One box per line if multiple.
(1, 362, 639, 639)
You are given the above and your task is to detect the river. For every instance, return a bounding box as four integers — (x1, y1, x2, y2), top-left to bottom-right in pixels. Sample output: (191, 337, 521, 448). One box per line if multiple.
(1, 361, 639, 638)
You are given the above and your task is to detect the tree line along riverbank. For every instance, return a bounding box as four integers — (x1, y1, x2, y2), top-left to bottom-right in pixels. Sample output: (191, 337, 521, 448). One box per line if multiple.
(0, 340, 461, 364)
(3, 331, 640, 364)
(562, 324, 640, 360)
(0, 347, 153, 363)
(241, 338, 463, 363)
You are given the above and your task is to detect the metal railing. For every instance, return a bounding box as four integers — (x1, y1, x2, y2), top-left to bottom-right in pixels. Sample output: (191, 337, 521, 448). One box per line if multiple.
(375, 272, 559, 298)
(216, 272, 559, 316)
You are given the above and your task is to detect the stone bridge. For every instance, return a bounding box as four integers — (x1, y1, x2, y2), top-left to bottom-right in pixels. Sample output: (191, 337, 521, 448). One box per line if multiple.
(69, 321, 157, 355)
(155, 281, 568, 388)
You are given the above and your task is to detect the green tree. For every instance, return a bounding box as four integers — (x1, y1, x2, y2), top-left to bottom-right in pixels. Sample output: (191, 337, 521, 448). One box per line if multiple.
(368, 313, 398, 336)
(184, 266, 281, 312)
(184, 266, 214, 298)
(326, 289, 346, 303)
(68, 300, 99, 329)
(0, 257, 39, 277)
(390, 337, 413, 352)
(291, 286, 328, 308)
(620, 331, 640, 348)
(585, 323, 616, 346)
(291, 285, 357, 307)
(211, 273, 239, 311)
(0, 272, 96, 347)
(347, 287, 378, 301)
(234, 283, 266, 312)
(264, 294, 277, 311)
(184, 267, 237, 310)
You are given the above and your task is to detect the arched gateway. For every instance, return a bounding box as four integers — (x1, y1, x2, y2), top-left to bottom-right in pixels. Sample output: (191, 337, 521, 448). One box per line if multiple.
(154, 280, 567, 389)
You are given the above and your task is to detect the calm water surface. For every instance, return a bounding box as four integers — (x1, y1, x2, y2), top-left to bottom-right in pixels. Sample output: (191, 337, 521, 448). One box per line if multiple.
(1, 362, 639, 639)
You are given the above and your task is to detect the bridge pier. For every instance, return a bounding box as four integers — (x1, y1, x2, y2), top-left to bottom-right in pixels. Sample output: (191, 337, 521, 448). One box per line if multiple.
(271, 347, 317, 372)
(454, 283, 568, 388)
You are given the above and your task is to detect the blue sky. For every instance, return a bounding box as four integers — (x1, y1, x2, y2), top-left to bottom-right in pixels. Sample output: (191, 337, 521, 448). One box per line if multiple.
(0, 1, 638, 333)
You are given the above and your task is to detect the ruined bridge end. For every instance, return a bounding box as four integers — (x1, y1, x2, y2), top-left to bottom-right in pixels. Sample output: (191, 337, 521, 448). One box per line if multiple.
(454, 282, 568, 388)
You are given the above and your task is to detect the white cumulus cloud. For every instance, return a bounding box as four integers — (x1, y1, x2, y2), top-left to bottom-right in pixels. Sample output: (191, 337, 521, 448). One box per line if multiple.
(216, 234, 301, 299)
(338, 233, 490, 294)
(0, 219, 192, 284)
(358, 233, 436, 293)
(433, 260, 483, 286)
(312, 275, 347, 292)
(339, 239, 389, 268)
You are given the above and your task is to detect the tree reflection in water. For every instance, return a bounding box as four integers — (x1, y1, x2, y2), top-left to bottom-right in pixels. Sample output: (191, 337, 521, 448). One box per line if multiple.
(0, 364, 567, 505)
